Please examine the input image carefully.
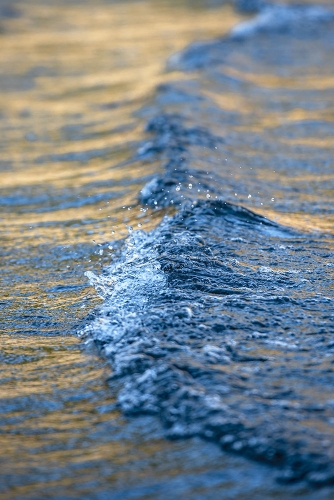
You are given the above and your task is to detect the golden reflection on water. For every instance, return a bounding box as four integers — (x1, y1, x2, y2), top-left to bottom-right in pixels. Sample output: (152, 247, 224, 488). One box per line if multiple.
(221, 65, 334, 91)
(196, 42, 334, 235)
(0, 335, 201, 499)
(1, 1, 334, 495)
(0, 0, 241, 249)
(0, 3, 242, 496)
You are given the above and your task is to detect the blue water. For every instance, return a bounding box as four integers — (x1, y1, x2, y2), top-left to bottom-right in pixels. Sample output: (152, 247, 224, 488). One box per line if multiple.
(1, 0, 334, 498)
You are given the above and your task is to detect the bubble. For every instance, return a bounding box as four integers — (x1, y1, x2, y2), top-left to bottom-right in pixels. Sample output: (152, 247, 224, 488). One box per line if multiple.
(188, 184, 193, 189)
(176, 186, 181, 192)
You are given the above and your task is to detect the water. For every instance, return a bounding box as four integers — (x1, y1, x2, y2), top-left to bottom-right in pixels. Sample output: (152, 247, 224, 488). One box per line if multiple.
(1, 0, 334, 498)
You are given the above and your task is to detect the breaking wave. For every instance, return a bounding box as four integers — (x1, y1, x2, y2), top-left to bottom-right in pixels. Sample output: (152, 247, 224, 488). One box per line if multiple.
(81, 1, 334, 487)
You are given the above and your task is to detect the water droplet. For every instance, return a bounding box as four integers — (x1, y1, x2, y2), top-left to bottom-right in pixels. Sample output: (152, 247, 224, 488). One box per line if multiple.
(188, 183, 192, 189)
(206, 194, 211, 199)
(138, 223, 142, 227)
(176, 186, 181, 192)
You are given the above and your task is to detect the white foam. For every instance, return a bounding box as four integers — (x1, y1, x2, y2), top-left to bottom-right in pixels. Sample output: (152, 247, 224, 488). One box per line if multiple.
(231, 4, 333, 40)
(81, 228, 167, 344)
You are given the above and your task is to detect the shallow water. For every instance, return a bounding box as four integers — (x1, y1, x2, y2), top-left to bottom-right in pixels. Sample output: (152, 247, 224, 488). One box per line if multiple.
(0, 0, 240, 336)
(2, 331, 333, 500)
(1, 0, 334, 498)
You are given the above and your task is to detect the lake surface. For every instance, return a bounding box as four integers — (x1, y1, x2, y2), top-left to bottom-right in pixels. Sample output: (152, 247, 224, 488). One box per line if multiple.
(0, 0, 334, 498)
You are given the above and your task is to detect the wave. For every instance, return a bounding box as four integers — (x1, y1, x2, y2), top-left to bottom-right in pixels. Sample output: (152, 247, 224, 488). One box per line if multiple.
(82, 197, 333, 485)
(81, 1, 334, 487)
(168, 2, 334, 70)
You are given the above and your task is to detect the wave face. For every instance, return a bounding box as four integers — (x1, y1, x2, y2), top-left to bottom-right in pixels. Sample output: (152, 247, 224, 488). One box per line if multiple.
(83, 199, 334, 485)
(83, 1, 334, 487)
